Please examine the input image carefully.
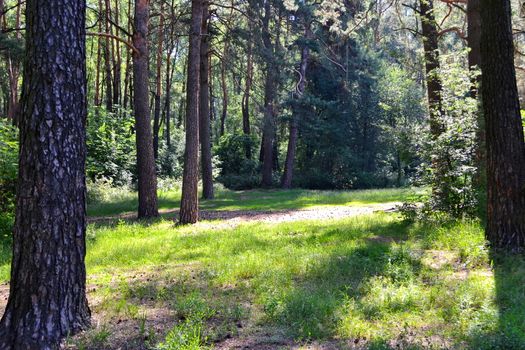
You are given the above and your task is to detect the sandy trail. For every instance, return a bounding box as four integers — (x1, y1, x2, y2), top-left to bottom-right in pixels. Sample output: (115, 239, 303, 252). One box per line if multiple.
(90, 202, 401, 227)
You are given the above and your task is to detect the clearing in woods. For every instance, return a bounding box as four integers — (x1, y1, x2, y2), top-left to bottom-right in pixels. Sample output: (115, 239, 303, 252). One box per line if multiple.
(0, 188, 523, 349)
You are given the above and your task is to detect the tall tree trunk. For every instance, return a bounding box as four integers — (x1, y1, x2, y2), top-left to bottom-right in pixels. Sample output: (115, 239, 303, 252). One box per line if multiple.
(419, 0, 448, 205)
(153, 10, 165, 159)
(164, 38, 178, 148)
(261, 0, 277, 187)
(467, 0, 485, 190)
(480, 0, 525, 249)
(4, 2, 21, 124)
(178, 55, 188, 128)
(123, 0, 132, 110)
(103, 0, 113, 111)
(242, 25, 253, 159)
(419, 0, 444, 136)
(200, 5, 214, 200)
(180, 0, 203, 224)
(282, 25, 311, 189)
(0, 0, 91, 347)
(220, 37, 229, 137)
(133, 0, 159, 219)
(112, 0, 122, 106)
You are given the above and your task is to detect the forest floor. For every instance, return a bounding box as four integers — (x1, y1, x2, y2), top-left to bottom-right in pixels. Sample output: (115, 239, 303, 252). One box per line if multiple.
(0, 187, 524, 349)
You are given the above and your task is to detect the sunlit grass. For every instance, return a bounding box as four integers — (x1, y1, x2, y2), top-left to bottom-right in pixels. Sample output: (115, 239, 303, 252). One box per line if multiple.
(1, 188, 524, 348)
(87, 185, 421, 217)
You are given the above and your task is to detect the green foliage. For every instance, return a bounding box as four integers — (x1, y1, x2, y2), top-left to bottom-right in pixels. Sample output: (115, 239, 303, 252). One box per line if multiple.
(86, 106, 136, 186)
(417, 52, 479, 219)
(0, 119, 17, 242)
(215, 134, 260, 190)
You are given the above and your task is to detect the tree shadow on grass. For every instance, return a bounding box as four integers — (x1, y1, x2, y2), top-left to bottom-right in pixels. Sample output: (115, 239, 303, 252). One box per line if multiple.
(466, 250, 525, 350)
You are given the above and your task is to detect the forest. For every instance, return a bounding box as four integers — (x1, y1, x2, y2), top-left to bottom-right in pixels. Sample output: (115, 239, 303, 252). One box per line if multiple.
(0, 0, 525, 348)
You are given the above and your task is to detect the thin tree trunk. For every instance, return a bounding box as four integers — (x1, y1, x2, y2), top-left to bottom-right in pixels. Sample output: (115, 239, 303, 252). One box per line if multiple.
(282, 25, 311, 189)
(242, 24, 253, 159)
(112, 0, 122, 106)
(5, 2, 21, 123)
(164, 38, 178, 148)
(180, 0, 203, 224)
(220, 37, 229, 137)
(261, 0, 277, 187)
(0, 0, 91, 347)
(480, 0, 525, 249)
(153, 10, 165, 159)
(200, 4, 214, 200)
(133, 0, 159, 219)
(103, 0, 113, 111)
(467, 0, 485, 190)
(123, 0, 132, 110)
(178, 55, 188, 128)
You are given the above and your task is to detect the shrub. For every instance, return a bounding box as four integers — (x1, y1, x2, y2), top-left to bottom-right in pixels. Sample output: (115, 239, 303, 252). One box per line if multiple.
(0, 119, 18, 241)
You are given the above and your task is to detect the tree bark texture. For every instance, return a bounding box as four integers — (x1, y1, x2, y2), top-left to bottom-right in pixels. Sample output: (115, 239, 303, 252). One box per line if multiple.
(180, 0, 203, 224)
(0, 0, 91, 347)
(480, 0, 525, 249)
(133, 0, 159, 219)
(200, 5, 214, 200)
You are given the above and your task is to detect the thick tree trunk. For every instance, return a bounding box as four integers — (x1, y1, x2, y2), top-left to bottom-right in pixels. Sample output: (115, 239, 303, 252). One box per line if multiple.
(200, 5, 214, 200)
(180, 0, 203, 224)
(0, 0, 91, 347)
(261, 0, 277, 187)
(282, 25, 311, 189)
(480, 0, 525, 249)
(133, 0, 159, 219)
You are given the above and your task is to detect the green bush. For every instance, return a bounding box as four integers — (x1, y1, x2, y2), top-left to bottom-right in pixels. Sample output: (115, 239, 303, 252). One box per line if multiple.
(86, 106, 136, 186)
(215, 134, 260, 190)
(0, 119, 17, 241)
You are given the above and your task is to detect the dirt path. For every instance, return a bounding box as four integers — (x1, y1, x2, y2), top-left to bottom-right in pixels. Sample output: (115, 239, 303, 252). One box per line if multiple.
(90, 202, 401, 227)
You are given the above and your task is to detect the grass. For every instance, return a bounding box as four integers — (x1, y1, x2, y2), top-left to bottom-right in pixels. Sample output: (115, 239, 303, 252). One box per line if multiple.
(1, 187, 525, 349)
(87, 184, 418, 217)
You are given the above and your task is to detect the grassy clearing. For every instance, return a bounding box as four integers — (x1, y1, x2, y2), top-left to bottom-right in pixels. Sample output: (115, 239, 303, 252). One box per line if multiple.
(87, 185, 418, 217)
(1, 188, 524, 349)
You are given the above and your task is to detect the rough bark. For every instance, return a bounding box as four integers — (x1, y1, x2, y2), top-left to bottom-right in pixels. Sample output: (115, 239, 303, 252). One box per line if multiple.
(480, 0, 525, 249)
(133, 0, 159, 219)
(419, 0, 444, 136)
(180, 0, 203, 224)
(0, 0, 91, 347)
(200, 5, 214, 200)
(282, 25, 311, 189)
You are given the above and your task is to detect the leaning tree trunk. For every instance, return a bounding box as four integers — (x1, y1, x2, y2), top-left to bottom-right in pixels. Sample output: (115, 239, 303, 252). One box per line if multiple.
(282, 25, 311, 189)
(133, 0, 159, 219)
(180, 0, 203, 224)
(480, 0, 525, 249)
(0, 0, 91, 347)
(200, 5, 214, 200)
